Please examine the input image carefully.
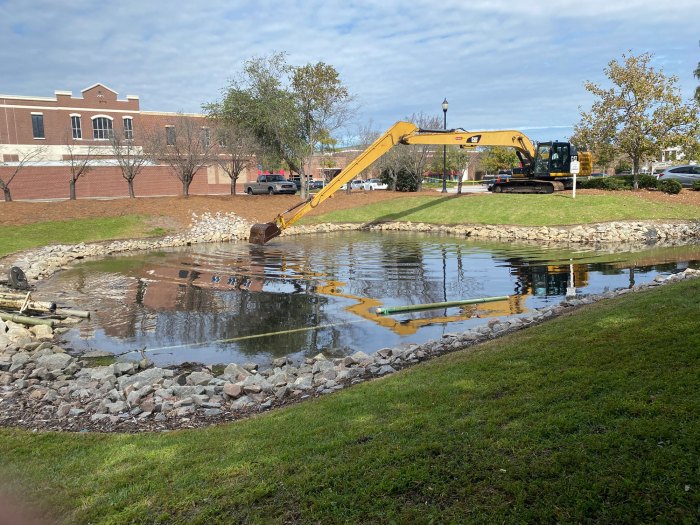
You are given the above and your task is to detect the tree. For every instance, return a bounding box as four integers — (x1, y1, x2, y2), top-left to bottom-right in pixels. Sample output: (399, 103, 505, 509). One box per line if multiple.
(0, 146, 47, 202)
(213, 123, 259, 195)
(574, 52, 699, 189)
(65, 140, 98, 200)
(695, 41, 700, 104)
(402, 113, 441, 191)
(291, 62, 352, 197)
(373, 113, 440, 192)
(152, 115, 218, 198)
(206, 52, 354, 199)
(110, 124, 151, 198)
(479, 146, 519, 175)
(428, 145, 474, 193)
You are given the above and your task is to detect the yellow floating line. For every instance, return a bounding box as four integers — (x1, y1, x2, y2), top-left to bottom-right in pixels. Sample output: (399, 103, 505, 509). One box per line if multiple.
(137, 318, 367, 354)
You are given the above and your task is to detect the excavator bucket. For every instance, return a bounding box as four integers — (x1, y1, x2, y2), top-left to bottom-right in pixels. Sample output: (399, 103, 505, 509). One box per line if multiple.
(249, 222, 282, 245)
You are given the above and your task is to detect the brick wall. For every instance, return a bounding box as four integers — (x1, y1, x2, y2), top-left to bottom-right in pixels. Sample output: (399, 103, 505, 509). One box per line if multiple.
(0, 164, 234, 200)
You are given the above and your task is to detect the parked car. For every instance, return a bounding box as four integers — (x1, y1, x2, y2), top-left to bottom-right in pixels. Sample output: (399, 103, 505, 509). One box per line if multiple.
(363, 178, 388, 190)
(340, 179, 364, 190)
(656, 165, 700, 187)
(309, 180, 325, 190)
(244, 175, 297, 195)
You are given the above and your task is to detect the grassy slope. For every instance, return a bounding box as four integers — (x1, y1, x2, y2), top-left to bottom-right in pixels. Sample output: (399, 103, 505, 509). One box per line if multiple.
(301, 193, 700, 226)
(0, 279, 698, 524)
(0, 216, 166, 258)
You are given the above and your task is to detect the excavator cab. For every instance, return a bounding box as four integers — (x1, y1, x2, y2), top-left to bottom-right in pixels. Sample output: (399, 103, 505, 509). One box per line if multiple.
(533, 142, 575, 178)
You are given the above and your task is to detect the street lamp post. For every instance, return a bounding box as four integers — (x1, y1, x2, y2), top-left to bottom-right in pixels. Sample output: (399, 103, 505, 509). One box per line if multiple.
(442, 98, 448, 193)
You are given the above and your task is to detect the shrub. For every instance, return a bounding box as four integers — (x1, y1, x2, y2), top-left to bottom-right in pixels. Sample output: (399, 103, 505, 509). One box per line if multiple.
(394, 168, 419, 192)
(637, 174, 660, 189)
(616, 174, 658, 189)
(657, 179, 682, 194)
(580, 177, 630, 190)
(692, 180, 700, 191)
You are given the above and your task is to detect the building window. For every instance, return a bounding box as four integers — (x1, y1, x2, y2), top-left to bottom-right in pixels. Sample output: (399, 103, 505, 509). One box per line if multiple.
(201, 127, 210, 147)
(166, 126, 175, 146)
(31, 114, 44, 139)
(92, 116, 113, 140)
(71, 116, 82, 139)
(123, 117, 133, 140)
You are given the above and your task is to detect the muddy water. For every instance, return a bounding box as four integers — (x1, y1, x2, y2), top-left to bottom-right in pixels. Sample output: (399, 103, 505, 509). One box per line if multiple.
(35, 232, 700, 366)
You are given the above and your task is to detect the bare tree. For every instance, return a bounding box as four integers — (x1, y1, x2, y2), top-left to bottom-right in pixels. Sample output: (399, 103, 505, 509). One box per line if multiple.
(373, 113, 440, 192)
(0, 146, 47, 202)
(213, 123, 258, 195)
(110, 124, 152, 198)
(152, 115, 219, 198)
(65, 141, 98, 200)
(347, 119, 381, 192)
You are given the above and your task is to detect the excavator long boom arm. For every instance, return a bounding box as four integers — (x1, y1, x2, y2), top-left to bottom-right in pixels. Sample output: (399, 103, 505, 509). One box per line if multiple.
(249, 121, 539, 244)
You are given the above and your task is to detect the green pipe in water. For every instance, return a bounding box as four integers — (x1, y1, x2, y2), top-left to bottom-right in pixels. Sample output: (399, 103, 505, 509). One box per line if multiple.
(375, 295, 511, 316)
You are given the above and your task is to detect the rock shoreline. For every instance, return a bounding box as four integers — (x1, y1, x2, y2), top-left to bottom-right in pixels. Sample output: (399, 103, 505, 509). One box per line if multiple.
(2, 213, 699, 283)
(1, 268, 698, 433)
(0, 212, 699, 433)
(289, 219, 700, 244)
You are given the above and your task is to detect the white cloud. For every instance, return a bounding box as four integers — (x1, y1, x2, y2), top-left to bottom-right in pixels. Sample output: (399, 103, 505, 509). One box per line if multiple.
(1, 0, 698, 142)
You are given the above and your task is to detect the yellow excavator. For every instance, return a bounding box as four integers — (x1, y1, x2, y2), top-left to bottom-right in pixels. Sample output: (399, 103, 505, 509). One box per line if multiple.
(249, 121, 591, 244)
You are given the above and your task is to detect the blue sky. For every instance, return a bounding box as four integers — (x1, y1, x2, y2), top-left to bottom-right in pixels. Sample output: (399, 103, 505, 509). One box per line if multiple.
(1, 0, 698, 142)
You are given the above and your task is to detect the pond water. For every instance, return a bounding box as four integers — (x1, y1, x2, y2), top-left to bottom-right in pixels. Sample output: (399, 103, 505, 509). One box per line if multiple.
(36, 232, 700, 366)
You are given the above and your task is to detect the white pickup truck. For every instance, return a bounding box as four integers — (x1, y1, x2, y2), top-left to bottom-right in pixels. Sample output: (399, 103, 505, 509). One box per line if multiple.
(244, 175, 297, 195)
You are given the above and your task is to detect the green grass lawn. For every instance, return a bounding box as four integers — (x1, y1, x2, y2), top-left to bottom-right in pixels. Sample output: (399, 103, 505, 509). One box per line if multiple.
(0, 216, 167, 258)
(1, 279, 698, 524)
(301, 193, 700, 226)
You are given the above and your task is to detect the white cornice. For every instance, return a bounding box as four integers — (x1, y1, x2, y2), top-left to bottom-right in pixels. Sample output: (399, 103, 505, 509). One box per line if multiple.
(140, 110, 205, 117)
(0, 104, 140, 113)
(82, 83, 118, 95)
(0, 94, 56, 101)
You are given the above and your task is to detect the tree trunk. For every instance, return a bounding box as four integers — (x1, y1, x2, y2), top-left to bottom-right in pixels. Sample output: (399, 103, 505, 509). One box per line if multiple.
(3, 186, 11, 202)
(632, 158, 640, 190)
(230, 177, 236, 195)
(457, 171, 464, 194)
(69, 179, 76, 200)
(182, 179, 190, 198)
(128, 179, 135, 198)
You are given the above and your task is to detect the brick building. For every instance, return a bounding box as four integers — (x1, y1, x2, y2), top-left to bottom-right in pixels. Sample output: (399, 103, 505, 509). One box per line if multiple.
(0, 83, 360, 200)
(0, 83, 238, 199)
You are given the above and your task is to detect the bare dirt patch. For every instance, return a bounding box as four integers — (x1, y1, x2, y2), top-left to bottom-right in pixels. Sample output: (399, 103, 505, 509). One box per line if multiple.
(0, 190, 415, 230)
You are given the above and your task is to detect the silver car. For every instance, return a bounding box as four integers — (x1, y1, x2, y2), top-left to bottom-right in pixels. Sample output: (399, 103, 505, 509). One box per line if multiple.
(656, 165, 700, 187)
(363, 178, 388, 190)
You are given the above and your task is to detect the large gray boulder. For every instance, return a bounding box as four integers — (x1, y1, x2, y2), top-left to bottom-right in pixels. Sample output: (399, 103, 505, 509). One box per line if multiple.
(36, 353, 73, 371)
(186, 371, 214, 386)
(221, 363, 251, 381)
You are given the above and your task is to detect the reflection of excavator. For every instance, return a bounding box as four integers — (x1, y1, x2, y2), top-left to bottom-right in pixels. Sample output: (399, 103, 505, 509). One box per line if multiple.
(316, 280, 527, 336)
(249, 121, 592, 244)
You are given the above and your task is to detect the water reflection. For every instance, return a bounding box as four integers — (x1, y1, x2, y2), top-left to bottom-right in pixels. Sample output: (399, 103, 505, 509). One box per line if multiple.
(36, 232, 700, 366)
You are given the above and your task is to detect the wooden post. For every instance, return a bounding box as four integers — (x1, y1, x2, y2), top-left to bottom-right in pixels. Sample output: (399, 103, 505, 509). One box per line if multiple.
(0, 312, 55, 327)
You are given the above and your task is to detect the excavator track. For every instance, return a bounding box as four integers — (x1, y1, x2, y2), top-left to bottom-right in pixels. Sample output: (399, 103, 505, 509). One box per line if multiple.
(490, 180, 565, 194)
